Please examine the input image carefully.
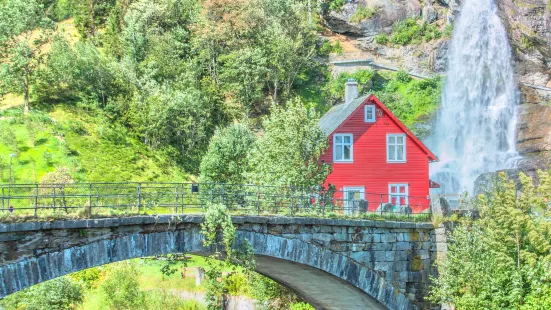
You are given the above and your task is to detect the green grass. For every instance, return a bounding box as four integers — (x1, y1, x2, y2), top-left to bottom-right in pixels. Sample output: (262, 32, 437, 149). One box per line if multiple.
(0, 105, 191, 184)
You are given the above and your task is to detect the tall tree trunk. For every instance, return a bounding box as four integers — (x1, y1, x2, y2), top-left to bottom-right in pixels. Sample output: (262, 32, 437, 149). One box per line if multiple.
(272, 79, 278, 105)
(89, 0, 95, 37)
(23, 74, 30, 114)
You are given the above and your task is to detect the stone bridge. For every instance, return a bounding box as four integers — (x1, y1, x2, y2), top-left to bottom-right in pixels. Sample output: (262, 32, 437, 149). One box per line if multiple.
(0, 216, 445, 310)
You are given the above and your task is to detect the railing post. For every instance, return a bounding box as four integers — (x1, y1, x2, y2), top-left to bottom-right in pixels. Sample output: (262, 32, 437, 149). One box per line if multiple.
(52, 187, 56, 213)
(256, 185, 260, 215)
(137, 183, 142, 214)
(379, 193, 383, 217)
(175, 185, 179, 214)
(321, 190, 326, 217)
(89, 183, 93, 216)
(34, 184, 38, 217)
(1, 187, 4, 211)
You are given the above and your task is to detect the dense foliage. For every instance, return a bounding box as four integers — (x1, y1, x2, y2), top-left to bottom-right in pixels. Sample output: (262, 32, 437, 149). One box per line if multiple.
(0, 0, 441, 185)
(199, 123, 255, 185)
(247, 98, 331, 188)
(430, 171, 551, 309)
(0, 0, 331, 174)
(0, 277, 84, 310)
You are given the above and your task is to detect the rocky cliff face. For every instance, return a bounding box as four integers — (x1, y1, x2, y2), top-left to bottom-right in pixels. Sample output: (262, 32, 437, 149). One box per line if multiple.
(323, 0, 551, 174)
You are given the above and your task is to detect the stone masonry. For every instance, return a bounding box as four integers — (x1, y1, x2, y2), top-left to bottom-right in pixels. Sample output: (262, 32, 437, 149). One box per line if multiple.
(0, 216, 441, 309)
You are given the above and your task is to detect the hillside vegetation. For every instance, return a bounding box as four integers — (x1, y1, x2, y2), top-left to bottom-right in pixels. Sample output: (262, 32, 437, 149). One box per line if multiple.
(0, 0, 441, 185)
(0, 106, 189, 183)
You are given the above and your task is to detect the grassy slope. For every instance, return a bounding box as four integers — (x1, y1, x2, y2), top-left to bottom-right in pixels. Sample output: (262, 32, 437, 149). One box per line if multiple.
(0, 105, 191, 184)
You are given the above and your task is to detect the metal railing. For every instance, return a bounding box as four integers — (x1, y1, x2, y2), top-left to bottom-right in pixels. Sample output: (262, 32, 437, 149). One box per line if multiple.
(0, 182, 432, 221)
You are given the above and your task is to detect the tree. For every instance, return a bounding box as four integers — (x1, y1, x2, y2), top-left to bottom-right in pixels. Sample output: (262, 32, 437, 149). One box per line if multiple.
(201, 203, 255, 309)
(200, 123, 255, 184)
(429, 171, 551, 309)
(100, 262, 145, 310)
(247, 98, 331, 188)
(0, 0, 53, 113)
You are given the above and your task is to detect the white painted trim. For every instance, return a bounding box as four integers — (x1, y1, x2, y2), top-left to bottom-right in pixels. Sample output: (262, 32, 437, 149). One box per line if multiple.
(388, 183, 409, 206)
(364, 105, 376, 123)
(343, 186, 365, 215)
(386, 133, 407, 163)
(333, 133, 354, 163)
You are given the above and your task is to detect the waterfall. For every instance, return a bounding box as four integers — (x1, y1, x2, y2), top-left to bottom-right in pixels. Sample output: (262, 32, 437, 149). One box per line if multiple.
(428, 0, 519, 194)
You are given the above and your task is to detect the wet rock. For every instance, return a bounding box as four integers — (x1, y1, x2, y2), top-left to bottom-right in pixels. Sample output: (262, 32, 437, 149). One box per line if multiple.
(473, 168, 539, 195)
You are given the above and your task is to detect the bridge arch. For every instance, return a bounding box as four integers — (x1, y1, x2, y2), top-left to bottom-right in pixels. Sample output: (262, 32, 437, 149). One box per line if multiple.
(0, 216, 437, 310)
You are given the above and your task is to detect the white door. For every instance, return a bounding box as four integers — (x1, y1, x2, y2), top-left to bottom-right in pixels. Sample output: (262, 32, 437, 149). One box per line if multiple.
(343, 187, 365, 215)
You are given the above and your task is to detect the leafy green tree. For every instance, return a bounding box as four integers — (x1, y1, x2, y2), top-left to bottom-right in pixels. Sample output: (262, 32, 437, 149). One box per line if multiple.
(0, 0, 53, 113)
(36, 36, 116, 106)
(0, 277, 83, 310)
(72, 0, 116, 39)
(100, 262, 145, 310)
(200, 123, 255, 184)
(247, 98, 331, 188)
(430, 171, 551, 309)
(201, 203, 255, 309)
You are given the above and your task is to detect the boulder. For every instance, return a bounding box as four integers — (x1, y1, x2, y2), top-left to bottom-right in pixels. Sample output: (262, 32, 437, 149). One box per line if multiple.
(398, 205, 413, 215)
(430, 196, 452, 217)
(422, 6, 438, 24)
(474, 168, 539, 196)
(376, 203, 395, 213)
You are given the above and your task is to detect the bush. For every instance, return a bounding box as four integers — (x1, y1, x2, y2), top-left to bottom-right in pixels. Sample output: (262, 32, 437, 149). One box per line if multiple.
(374, 34, 388, 45)
(327, 69, 375, 103)
(0, 277, 83, 310)
(395, 70, 412, 83)
(326, 0, 345, 12)
(389, 18, 441, 45)
(350, 6, 377, 23)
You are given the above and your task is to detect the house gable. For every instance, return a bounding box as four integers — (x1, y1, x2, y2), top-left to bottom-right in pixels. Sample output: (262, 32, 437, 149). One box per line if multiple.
(319, 94, 438, 162)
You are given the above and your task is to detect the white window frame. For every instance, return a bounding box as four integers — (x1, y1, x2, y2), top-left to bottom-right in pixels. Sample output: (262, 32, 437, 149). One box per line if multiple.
(387, 134, 406, 163)
(333, 134, 353, 163)
(389, 184, 409, 206)
(343, 186, 365, 215)
(364, 105, 376, 123)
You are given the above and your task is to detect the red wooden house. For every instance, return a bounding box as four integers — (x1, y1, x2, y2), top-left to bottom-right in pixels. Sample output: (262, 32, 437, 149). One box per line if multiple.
(319, 79, 438, 213)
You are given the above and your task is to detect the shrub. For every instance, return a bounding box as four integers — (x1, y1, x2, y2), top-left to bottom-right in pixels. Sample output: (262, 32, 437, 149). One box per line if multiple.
(350, 6, 377, 23)
(327, 0, 345, 12)
(0, 277, 83, 310)
(389, 19, 442, 45)
(327, 69, 375, 103)
(395, 70, 412, 84)
(374, 34, 388, 44)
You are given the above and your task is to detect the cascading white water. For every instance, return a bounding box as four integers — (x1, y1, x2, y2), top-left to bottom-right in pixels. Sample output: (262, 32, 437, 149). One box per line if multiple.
(428, 0, 519, 194)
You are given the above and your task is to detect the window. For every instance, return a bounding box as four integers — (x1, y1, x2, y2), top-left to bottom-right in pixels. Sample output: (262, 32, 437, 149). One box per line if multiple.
(389, 184, 408, 206)
(334, 134, 353, 162)
(365, 105, 376, 122)
(387, 134, 406, 162)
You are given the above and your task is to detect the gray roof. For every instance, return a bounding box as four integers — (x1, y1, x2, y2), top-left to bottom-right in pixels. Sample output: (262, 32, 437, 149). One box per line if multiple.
(319, 94, 370, 136)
